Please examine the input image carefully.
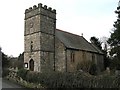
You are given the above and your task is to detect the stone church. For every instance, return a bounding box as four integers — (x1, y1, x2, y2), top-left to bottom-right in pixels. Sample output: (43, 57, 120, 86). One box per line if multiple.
(24, 3, 104, 73)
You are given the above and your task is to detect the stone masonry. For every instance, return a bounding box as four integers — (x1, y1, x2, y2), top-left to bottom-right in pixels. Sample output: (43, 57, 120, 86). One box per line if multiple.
(24, 3, 56, 72)
(24, 3, 104, 73)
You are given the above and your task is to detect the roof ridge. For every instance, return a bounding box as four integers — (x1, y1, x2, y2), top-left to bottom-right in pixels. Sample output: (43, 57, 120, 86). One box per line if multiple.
(56, 29, 83, 38)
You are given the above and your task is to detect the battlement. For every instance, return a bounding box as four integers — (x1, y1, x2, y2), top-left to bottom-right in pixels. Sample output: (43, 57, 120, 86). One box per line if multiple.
(25, 3, 56, 14)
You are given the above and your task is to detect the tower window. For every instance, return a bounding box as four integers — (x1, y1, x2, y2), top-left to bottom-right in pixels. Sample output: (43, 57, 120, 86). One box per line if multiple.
(30, 41, 33, 52)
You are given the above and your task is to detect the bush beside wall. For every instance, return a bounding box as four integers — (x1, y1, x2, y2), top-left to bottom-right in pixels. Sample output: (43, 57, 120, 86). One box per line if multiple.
(2, 68, 10, 77)
(17, 69, 120, 88)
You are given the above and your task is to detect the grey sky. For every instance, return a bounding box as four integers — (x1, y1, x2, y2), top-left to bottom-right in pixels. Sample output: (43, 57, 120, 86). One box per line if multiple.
(0, 0, 118, 57)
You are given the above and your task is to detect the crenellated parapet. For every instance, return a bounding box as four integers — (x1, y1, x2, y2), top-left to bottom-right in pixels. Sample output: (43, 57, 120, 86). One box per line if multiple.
(25, 3, 56, 13)
(25, 3, 56, 20)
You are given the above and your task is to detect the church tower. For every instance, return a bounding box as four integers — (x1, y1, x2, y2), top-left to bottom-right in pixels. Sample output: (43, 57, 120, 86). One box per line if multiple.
(24, 3, 56, 72)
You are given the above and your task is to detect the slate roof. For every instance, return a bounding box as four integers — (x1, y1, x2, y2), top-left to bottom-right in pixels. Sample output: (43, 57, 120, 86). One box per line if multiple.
(56, 29, 104, 54)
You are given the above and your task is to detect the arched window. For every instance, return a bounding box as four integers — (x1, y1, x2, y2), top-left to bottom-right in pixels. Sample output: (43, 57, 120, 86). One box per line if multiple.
(71, 51, 75, 62)
(29, 59, 34, 71)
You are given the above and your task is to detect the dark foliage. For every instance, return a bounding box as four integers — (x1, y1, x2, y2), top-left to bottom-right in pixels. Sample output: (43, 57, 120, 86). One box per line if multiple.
(17, 68, 29, 80)
(89, 64, 97, 75)
(108, 2, 120, 70)
(102, 50, 111, 70)
(2, 53, 9, 68)
(18, 52, 24, 61)
(2, 68, 10, 77)
(17, 69, 120, 88)
(2, 52, 10, 77)
(17, 52, 24, 69)
(90, 36, 102, 50)
(8, 53, 24, 69)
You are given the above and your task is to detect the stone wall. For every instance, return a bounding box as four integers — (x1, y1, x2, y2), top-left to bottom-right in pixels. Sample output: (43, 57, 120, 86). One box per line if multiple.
(25, 3, 56, 20)
(24, 33, 41, 52)
(40, 33, 54, 52)
(38, 3, 56, 72)
(24, 15, 40, 36)
(55, 37, 104, 73)
(55, 37, 66, 72)
(40, 51, 54, 72)
(66, 49, 104, 73)
(24, 3, 56, 72)
(24, 51, 41, 72)
(96, 54, 104, 72)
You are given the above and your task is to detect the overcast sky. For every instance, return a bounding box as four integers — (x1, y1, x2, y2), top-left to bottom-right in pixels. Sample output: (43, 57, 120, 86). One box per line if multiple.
(0, 0, 118, 57)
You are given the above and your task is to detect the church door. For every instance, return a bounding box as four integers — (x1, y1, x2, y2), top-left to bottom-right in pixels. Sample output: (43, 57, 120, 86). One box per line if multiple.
(29, 59, 34, 71)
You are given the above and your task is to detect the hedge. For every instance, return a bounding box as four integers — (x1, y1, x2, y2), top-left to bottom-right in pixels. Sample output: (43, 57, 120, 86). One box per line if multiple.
(17, 69, 120, 88)
(2, 68, 10, 77)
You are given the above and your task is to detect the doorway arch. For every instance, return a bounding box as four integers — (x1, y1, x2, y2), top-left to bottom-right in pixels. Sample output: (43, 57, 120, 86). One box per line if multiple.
(29, 59, 34, 71)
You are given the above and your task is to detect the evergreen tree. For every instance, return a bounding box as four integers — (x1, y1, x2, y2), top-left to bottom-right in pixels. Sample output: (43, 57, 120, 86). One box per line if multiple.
(108, 1, 120, 70)
(18, 52, 24, 61)
(90, 36, 110, 70)
(90, 36, 102, 50)
(17, 52, 24, 69)
(2, 53, 9, 68)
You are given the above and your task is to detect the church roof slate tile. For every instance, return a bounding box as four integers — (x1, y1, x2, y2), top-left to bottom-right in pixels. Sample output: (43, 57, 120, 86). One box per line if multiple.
(56, 29, 104, 54)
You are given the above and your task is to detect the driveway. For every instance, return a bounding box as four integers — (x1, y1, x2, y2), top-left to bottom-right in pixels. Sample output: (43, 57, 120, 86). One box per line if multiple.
(1, 78, 27, 90)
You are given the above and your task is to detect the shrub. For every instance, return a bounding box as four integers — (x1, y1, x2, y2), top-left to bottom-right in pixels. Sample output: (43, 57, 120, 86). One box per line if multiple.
(17, 68, 29, 80)
(25, 70, 74, 88)
(89, 64, 97, 75)
(2, 68, 10, 77)
(17, 69, 120, 88)
(116, 74, 120, 88)
(77, 61, 92, 72)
